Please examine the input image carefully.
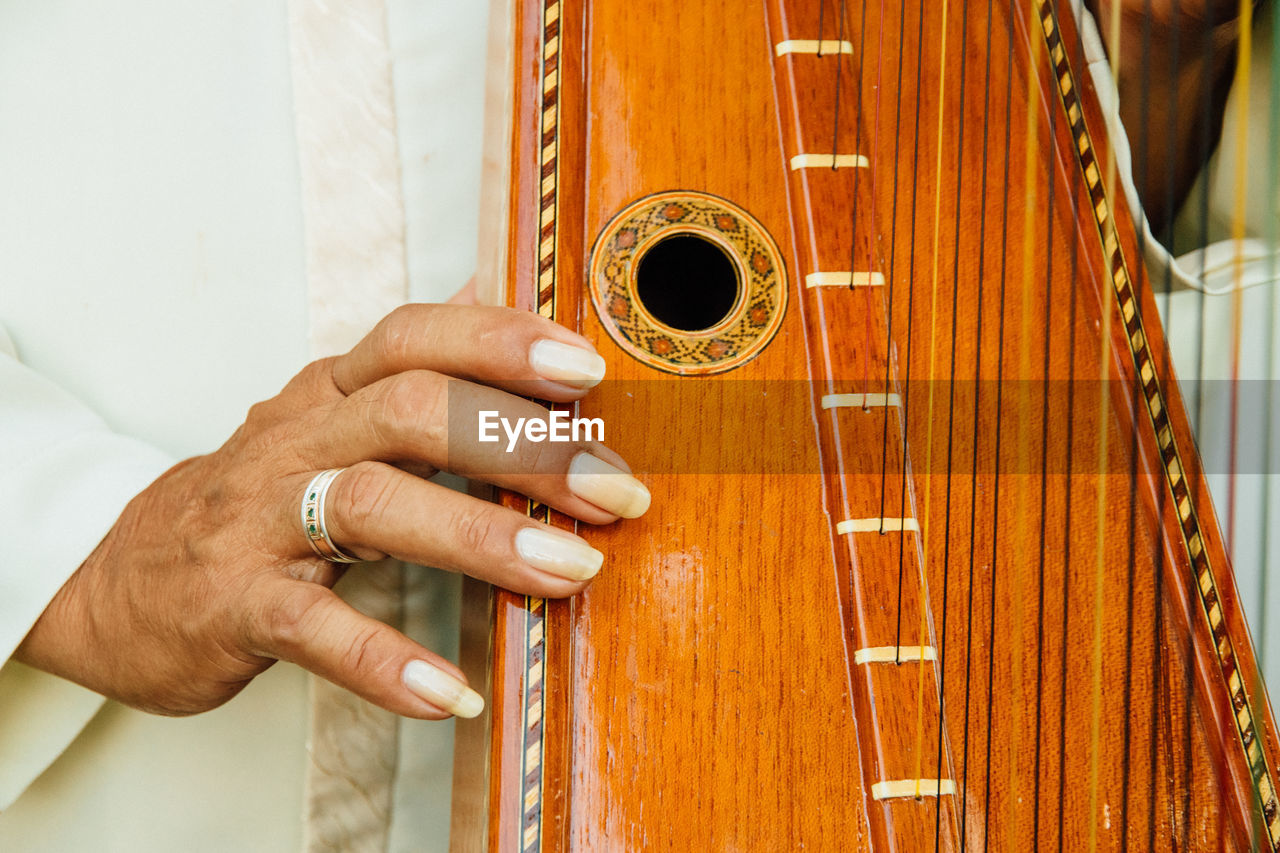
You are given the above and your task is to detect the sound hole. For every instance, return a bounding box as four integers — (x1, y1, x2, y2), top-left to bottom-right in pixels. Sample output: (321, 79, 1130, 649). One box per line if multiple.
(635, 234, 740, 332)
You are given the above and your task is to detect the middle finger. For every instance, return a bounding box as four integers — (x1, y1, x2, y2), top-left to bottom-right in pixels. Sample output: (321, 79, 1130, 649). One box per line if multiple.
(289, 369, 650, 523)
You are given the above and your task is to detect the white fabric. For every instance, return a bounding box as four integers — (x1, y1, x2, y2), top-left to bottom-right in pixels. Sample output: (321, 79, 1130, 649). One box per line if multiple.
(1079, 2, 1280, 685)
(0, 0, 488, 850)
(285, 1, 411, 847)
(0, 345, 174, 810)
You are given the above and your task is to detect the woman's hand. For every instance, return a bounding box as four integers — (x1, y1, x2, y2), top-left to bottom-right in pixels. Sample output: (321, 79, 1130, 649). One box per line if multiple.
(14, 303, 647, 720)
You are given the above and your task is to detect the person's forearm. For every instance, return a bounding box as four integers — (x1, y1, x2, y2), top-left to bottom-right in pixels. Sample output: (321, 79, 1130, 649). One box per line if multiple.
(1086, 0, 1246, 234)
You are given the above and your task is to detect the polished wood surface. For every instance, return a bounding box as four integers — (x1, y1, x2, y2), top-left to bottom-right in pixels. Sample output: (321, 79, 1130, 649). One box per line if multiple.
(452, 1, 1280, 849)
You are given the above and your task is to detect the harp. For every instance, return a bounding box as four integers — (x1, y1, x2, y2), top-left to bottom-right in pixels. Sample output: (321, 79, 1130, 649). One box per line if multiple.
(450, 0, 1280, 849)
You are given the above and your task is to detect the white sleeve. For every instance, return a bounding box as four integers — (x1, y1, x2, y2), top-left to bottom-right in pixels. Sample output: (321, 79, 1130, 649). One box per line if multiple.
(0, 324, 175, 809)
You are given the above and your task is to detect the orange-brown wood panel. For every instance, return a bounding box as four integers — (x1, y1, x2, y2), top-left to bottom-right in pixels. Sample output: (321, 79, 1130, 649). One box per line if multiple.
(452, 0, 1280, 850)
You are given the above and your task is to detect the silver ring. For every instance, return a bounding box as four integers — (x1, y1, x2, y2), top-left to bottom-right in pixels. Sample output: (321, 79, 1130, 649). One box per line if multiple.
(301, 468, 361, 563)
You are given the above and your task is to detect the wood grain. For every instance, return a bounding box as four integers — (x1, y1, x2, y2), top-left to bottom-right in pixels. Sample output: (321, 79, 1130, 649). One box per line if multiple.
(452, 0, 1280, 849)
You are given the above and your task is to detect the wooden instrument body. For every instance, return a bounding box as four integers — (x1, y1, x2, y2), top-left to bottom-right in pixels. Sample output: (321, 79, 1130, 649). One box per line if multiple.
(451, 1, 1280, 849)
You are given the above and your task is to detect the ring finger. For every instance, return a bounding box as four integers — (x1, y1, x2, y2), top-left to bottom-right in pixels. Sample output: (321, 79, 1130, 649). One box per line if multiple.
(282, 462, 607, 597)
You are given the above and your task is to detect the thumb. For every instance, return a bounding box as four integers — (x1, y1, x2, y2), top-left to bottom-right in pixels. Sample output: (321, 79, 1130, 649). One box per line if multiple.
(255, 581, 483, 720)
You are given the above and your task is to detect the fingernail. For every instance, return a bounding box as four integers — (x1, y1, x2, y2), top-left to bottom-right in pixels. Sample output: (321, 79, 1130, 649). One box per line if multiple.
(567, 452, 651, 519)
(515, 526, 604, 581)
(402, 660, 484, 719)
(529, 339, 606, 389)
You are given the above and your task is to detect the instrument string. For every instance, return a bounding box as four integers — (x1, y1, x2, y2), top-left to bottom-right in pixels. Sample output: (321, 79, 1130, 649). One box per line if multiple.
(1182, 11, 1230, 842)
(914, 0, 951, 801)
(828, 0, 847, 161)
(1086, 1, 1122, 847)
(1257, 11, 1280, 838)
(817, 0, 827, 54)
(847, 0, 875, 401)
(1227, 0, 1254, 565)
(933, 0, 974, 844)
(1054, 47, 1083, 850)
(892, 0, 929, 656)
(1009, 5, 1044, 842)
(1213, 0, 1257, 840)
(879, 0, 911, 636)
(1192, 4, 1215, 448)
(959, 0, 996, 841)
(1030, 49, 1057, 850)
(1143, 0, 1183, 844)
(1118, 0, 1159, 846)
(981, 6, 1016, 850)
(1141, 2, 1192, 801)
(867, 0, 887, 536)
(1260, 0, 1280, 744)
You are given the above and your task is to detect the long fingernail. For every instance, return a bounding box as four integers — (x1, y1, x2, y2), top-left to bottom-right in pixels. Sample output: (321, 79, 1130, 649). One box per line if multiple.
(567, 452, 651, 519)
(402, 660, 484, 719)
(529, 339, 606, 389)
(515, 526, 604, 581)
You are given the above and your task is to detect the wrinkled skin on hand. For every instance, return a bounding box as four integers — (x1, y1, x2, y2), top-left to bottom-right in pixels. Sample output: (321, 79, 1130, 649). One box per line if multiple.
(16, 299, 647, 719)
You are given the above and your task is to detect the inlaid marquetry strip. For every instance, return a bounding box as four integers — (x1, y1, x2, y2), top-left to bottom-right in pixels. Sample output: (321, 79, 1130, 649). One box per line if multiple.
(871, 779, 956, 801)
(1036, 1, 1280, 845)
(805, 271, 885, 288)
(774, 39, 854, 56)
(854, 646, 937, 665)
(822, 392, 901, 409)
(520, 3, 562, 851)
(836, 518, 919, 534)
(517, 593, 547, 853)
(789, 153, 869, 170)
(534, 0, 562, 320)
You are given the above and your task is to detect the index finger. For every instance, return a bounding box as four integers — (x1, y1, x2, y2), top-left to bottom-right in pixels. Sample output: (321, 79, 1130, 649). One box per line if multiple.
(331, 303, 605, 402)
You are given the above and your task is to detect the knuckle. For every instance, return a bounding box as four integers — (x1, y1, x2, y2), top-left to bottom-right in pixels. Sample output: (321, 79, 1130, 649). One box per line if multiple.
(452, 506, 503, 557)
(376, 304, 429, 367)
(341, 625, 384, 678)
(474, 307, 537, 356)
(264, 587, 329, 656)
(242, 398, 277, 431)
(330, 461, 396, 535)
(513, 425, 560, 474)
(370, 372, 447, 448)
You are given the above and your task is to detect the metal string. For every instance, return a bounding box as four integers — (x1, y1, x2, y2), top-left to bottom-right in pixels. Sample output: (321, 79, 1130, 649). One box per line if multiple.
(828, 0, 848, 160)
(913, 0, 953, 799)
(892, 0, 929, 657)
(1117, 0, 1160, 847)
(817, 0, 828, 55)
(1180, 7, 1227, 842)
(1259, 0, 1280, 736)
(959, 0, 995, 841)
(1227, 0, 1255, 577)
(1030, 56, 1057, 851)
(981, 6, 1016, 849)
(1082, 2, 1118, 847)
(933, 0, 973, 844)
(1054, 43, 1082, 853)
(846, 0, 875, 401)
(880, 0, 911, 647)
(866, 0, 888, 536)
(1009, 5, 1045, 842)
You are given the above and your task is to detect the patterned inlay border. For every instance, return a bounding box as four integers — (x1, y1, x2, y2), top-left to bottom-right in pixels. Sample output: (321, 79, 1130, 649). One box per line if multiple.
(1036, 1, 1280, 845)
(589, 191, 788, 375)
(519, 1, 561, 851)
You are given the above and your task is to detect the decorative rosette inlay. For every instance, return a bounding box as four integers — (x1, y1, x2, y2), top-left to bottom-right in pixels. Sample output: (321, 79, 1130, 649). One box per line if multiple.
(589, 191, 787, 375)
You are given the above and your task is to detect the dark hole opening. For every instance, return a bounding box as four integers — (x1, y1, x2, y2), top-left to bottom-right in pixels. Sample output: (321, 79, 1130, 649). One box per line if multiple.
(635, 234, 740, 332)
